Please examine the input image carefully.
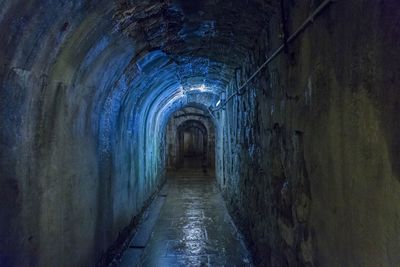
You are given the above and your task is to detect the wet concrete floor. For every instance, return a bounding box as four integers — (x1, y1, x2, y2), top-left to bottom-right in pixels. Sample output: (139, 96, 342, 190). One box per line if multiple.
(125, 166, 253, 266)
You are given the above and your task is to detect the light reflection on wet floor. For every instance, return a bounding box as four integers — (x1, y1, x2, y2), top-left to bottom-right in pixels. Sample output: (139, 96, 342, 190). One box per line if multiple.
(139, 169, 253, 266)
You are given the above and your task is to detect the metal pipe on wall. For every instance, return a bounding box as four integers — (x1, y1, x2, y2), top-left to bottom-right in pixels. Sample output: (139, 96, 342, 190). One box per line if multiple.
(211, 0, 335, 112)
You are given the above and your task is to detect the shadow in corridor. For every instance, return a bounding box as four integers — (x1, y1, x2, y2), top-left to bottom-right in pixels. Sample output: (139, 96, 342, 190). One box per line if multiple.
(117, 106, 250, 265)
(182, 156, 207, 172)
(119, 166, 252, 266)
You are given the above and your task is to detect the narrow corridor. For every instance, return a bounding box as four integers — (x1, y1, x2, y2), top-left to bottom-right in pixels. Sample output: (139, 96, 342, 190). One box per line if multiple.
(120, 166, 252, 266)
(1, 1, 400, 266)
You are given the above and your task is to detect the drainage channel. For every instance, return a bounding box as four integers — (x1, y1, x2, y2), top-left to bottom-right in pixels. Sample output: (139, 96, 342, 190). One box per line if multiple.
(117, 184, 169, 267)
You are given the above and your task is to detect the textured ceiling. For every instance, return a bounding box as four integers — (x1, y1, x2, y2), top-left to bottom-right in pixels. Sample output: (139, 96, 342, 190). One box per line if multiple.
(0, 0, 277, 178)
(114, 0, 277, 101)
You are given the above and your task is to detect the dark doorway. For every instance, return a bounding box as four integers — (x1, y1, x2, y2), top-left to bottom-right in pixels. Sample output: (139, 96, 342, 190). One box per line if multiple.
(179, 125, 207, 169)
(166, 107, 215, 172)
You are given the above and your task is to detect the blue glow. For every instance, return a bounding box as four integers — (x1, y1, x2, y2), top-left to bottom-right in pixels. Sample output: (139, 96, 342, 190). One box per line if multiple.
(82, 36, 110, 69)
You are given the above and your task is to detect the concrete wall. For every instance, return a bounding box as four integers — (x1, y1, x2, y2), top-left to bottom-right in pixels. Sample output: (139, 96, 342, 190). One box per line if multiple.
(0, 1, 166, 266)
(216, 1, 400, 266)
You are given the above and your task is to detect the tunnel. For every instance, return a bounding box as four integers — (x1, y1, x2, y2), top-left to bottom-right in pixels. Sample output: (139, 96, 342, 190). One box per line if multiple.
(0, 0, 400, 266)
(167, 107, 215, 171)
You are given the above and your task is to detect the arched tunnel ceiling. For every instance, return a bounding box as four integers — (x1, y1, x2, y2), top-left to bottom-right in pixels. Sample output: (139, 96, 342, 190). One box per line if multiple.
(0, 0, 278, 161)
(114, 0, 277, 114)
(115, 0, 275, 60)
(0, 0, 277, 135)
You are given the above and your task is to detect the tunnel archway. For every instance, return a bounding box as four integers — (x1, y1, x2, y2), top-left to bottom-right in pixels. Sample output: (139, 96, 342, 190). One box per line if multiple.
(1, 1, 400, 267)
(166, 106, 216, 172)
(177, 120, 208, 169)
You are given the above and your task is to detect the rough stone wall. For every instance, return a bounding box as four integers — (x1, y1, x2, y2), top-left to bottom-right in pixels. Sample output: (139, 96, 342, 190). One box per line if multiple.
(217, 1, 400, 266)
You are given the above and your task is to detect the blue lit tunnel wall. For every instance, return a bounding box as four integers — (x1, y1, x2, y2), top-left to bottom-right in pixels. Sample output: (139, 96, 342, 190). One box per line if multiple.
(2, 1, 400, 267)
(0, 1, 225, 266)
(0, 2, 139, 265)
